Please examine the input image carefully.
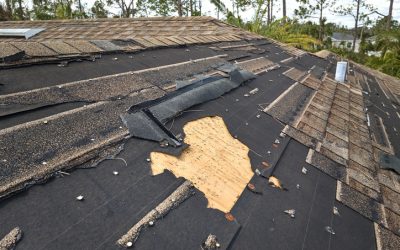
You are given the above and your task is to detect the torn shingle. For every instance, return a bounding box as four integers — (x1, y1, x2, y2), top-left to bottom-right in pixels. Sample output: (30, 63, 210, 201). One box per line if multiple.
(347, 177, 382, 202)
(135, 56, 226, 88)
(380, 154, 400, 175)
(0, 72, 155, 116)
(322, 132, 349, 160)
(147, 69, 254, 123)
(121, 110, 182, 147)
(385, 208, 400, 236)
(283, 67, 307, 82)
(64, 40, 102, 53)
(378, 170, 400, 193)
(0, 42, 23, 61)
(349, 143, 376, 170)
(41, 41, 81, 55)
(117, 181, 194, 247)
(336, 181, 387, 227)
(89, 40, 124, 51)
(10, 42, 57, 57)
(375, 223, 400, 250)
(282, 125, 318, 149)
(264, 82, 314, 126)
(320, 146, 347, 166)
(0, 227, 22, 250)
(235, 57, 278, 74)
(306, 149, 347, 182)
(301, 75, 321, 90)
(0, 87, 164, 199)
(381, 185, 400, 216)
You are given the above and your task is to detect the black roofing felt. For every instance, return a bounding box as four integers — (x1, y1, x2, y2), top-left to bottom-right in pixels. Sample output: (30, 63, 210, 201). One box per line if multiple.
(360, 68, 400, 156)
(230, 140, 376, 250)
(0, 102, 86, 130)
(0, 40, 393, 249)
(0, 46, 221, 95)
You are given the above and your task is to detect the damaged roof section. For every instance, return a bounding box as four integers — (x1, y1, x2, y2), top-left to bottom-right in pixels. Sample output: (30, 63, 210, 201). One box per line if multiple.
(0, 17, 263, 65)
(0, 55, 226, 116)
(121, 59, 257, 147)
(1, 17, 400, 250)
(270, 56, 400, 245)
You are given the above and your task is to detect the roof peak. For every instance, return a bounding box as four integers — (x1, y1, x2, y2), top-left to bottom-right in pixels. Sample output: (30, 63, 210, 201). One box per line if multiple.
(0, 16, 217, 24)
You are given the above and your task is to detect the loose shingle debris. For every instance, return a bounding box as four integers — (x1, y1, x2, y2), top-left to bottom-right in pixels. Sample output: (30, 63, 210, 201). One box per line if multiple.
(117, 181, 194, 248)
(0, 227, 22, 250)
(246, 183, 263, 195)
(324, 226, 335, 235)
(284, 209, 296, 218)
(333, 206, 340, 216)
(224, 213, 236, 222)
(202, 234, 220, 249)
(268, 176, 287, 191)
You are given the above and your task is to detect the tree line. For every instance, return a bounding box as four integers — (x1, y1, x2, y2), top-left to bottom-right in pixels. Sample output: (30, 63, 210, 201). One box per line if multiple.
(0, 1, 398, 77)
(0, 0, 206, 19)
(0, 1, 395, 38)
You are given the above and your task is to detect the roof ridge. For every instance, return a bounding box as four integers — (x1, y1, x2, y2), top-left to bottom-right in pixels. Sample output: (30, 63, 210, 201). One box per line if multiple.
(0, 16, 217, 24)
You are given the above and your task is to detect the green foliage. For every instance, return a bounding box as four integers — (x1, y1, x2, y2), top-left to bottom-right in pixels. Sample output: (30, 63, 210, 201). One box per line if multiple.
(330, 29, 400, 78)
(294, 0, 334, 40)
(90, 0, 108, 18)
(32, 0, 56, 19)
(258, 20, 322, 51)
(54, 0, 73, 19)
(0, 0, 29, 20)
(0, 3, 13, 20)
(209, 0, 227, 13)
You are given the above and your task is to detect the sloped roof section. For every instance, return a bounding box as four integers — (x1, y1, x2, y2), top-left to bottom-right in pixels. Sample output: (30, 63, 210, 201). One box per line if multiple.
(0, 17, 262, 65)
(0, 17, 400, 250)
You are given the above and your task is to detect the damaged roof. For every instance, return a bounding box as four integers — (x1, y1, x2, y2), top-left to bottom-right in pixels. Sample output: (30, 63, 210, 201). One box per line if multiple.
(0, 17, 399, 250)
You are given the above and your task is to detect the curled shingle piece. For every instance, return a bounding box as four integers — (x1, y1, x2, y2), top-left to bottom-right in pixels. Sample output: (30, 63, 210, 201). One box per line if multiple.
(10, 42, 57, 57)
(0, 43, 23, 60)
(0, 227, 22, 250)
(117, 181, 194, 248)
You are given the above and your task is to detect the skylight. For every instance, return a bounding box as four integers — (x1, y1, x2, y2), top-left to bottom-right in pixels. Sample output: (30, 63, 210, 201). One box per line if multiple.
(0, 28, 45, 39)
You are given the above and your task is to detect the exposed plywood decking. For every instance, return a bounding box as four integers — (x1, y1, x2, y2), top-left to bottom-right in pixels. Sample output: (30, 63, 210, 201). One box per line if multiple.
(150, 116, 253, 213)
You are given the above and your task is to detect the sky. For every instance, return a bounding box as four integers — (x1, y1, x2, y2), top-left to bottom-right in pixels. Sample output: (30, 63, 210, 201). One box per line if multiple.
(2, 0, 399, 28)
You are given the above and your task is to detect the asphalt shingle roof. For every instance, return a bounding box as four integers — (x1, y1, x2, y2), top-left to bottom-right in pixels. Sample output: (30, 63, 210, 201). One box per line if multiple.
(0, 17, 399, 250)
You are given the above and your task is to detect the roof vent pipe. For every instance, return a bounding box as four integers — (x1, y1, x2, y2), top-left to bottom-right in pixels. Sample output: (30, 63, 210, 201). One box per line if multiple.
(335, 61, 347, 83)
